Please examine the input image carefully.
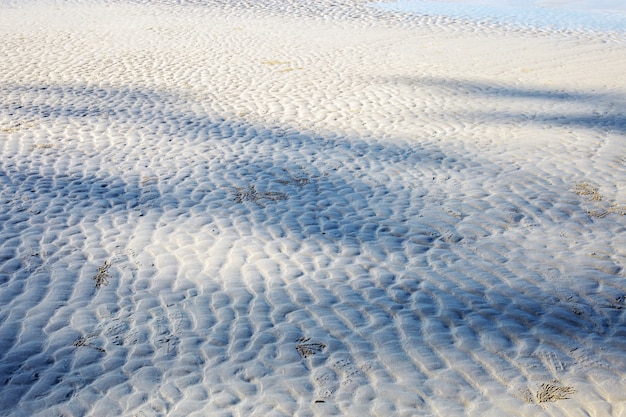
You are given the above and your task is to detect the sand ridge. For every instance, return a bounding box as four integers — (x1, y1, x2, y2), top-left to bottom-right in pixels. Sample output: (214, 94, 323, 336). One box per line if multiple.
(1, 1, 625, 416)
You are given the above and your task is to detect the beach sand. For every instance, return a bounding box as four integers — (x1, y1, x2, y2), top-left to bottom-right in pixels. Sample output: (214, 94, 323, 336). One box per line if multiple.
(1, 0, 625, 416)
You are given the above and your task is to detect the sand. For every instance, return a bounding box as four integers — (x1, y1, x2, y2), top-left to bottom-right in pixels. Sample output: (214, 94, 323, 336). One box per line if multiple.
(1, 0, 625, 416)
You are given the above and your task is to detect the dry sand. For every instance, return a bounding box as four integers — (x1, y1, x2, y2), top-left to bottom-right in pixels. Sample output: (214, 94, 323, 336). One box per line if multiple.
(1, 0, 625, 416)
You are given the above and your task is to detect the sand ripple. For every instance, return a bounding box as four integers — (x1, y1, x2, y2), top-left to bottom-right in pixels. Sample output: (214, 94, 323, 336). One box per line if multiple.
(1, 1, 625, 416)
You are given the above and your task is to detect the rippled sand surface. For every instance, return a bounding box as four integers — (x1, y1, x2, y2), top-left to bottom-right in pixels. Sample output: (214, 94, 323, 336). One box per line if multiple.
(1, 1, 625, 416)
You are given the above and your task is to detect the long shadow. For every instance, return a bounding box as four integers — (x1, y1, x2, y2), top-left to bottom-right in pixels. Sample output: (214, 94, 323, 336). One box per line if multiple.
(384, 76, 626, 133)
(0, 82, 624, 415)
(0, 82, 455, 414)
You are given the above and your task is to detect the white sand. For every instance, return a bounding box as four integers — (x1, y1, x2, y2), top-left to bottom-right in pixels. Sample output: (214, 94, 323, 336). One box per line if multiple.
(1, 0, 625, 416)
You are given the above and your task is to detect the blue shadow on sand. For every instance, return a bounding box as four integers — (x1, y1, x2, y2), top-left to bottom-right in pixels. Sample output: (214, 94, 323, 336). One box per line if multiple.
(0, 82, 624, 415)
(382, 76, 626, 134)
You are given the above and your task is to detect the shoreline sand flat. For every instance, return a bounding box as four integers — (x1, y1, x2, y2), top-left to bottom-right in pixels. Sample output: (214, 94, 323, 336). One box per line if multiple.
(1, 1, 625, 416)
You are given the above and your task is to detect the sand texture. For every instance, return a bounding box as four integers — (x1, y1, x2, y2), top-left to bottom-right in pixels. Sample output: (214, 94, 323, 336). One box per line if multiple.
(1, 0, 625, 416)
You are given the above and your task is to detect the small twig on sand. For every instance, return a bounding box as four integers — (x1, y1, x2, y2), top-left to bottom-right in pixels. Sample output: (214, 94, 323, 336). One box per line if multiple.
(93, 260, 111, 289)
